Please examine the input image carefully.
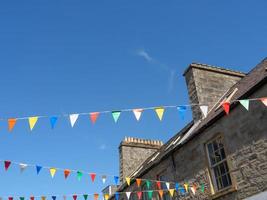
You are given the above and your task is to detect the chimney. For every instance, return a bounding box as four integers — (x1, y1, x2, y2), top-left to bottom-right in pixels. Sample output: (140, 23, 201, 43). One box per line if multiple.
(119, 137, 163, 183)
(183, 63, 246, 122)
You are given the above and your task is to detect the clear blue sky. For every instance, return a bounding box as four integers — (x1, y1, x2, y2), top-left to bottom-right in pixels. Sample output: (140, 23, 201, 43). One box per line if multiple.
(0, 0, 267, 198)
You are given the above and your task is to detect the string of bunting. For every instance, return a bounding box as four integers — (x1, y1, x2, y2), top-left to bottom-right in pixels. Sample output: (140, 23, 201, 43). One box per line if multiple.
(0, 184, 206, 200)
(1, 159, 203, 191)
(3, 97, 267, 131)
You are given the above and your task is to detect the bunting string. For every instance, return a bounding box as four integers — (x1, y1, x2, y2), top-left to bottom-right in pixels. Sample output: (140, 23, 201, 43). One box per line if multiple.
(1, 97, 267, 131)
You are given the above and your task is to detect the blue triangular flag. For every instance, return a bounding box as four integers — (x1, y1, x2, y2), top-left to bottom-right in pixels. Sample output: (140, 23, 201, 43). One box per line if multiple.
(175, 183, 179, 191)
(114, 176, 119, 185)
(177, 106, 187, 120)
(36, 165, 42, 175)
(52, 196, 56, 200)
(50, 117, 58, 129)
(115, 192, 119, 200)
(180, 188, 185, 195)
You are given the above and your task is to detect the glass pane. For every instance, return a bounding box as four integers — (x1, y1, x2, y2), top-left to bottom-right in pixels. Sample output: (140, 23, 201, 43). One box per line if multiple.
(213, 166, 221, 178)
(209, 154, 216, 165)
(217, 137, 224, 148)
(222, 175, 230, 187)
(213, 141, 219, 151)
(219, 163, 226, 175)
(216, 176, 223, 190)
(214, 151, 221, 163)
(208, 143, 213, 154)
(220, 148, 226, 160)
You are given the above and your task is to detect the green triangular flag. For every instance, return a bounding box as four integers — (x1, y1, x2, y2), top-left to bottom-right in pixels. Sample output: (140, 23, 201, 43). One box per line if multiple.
(239, 100, 249, 110)
(83, 195, 88, 200)
(112, 111, 121, 123)
(201, 183, 205, 193)
(146, 180, 151, 189)
(148, 191, 153, 199)
(20, 197, 25, 200)
(77, 171, 83, 181)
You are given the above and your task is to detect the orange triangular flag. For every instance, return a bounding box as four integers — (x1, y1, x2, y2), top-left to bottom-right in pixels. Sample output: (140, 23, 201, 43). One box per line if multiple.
(261, 98, 267, 106)
(8, 118, 17, 132)
(94, 194, 99, 200)
(158, 190, 163, 199)
(169, 189, 175, 197)
(64, 169, 71, 179)
(126, 177, 131, 186)
(90, 112, 99, 124)
(136, 178, 141, 187)
(222, 102, 230, 115)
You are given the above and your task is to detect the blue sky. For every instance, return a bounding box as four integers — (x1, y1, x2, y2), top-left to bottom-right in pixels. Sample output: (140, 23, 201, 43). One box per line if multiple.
(0, 0, 267, 198)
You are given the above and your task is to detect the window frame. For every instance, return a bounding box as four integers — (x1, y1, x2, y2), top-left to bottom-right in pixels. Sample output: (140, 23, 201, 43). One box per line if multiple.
(205, 134, 232, 192)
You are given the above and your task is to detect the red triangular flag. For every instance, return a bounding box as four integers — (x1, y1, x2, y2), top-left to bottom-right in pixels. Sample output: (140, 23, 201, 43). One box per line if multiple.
(136, 178, 141, 187)
(30, 197, 34, 200)
(64, 169, 71, 179)
(9, 197, 13, 200)
(222, 102, 230, 115)
(8, 118, 17, 132)
(4, 161, 11, 171)
(261, 98, 267, 106)
(137, 192, 142, 200)
(156, 181, 161, 189)
(90, 173, 96, 182)
(90, 112, 99, 124)
(73, 195, 77, 200)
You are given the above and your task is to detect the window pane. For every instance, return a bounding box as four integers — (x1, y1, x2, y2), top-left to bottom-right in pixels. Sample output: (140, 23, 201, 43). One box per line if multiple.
(213, 141, 219, 151)
(214, 165, 221, 178)
(214, 151, 221, 163)
(220, 148, 226, 160)
(219, 162, 226, 175)
(222, 174, 230, 188)
(208, 143, 213, 154)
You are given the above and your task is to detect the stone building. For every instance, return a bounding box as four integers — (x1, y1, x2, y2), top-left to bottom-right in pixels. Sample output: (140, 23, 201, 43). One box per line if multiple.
(107, 58, 267, 200)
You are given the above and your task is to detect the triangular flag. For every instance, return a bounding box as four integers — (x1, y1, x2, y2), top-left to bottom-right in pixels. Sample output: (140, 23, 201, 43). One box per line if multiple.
(90, 112, 99, 124)
(4, 161, 11, 171)
(136, 178, 141, 187)
(83, 195, 88, 200)
(63, 195, 67, 200)
(93, 194, 99, 200)
(19, 163, 28, 173)
(64, 169, 71, 179)
(41, 197, 46, 200)
(200, 105, 208, 118)
(69, 114, 79, 127)
(102, 175, 107, 184)
(177, 106, 187, 120)
(72, 195, 77, 200)
(50, 168, 57, 178)
(146, 180, 151, 189)
(28, 117, 38, 131)
(77, 171, 83, 181)
(184, 183, 189, 192)
(180, 188, 185, 195)
(175, 183, 179, 191)
(201, 183, 205, 193)
(147, 191, 153, 200)
(155, 107, 165, 121)
(52, 196, 56, 200)
(8, 118, 17, 131)
(165, 182, 170, 190)
(36, 165, 42, 175)
(169, 189, 175, 197)
(137, 192, 142, 200)
(158, 190, 163, 199)
(190, 185, 196, 195)
(114, 176, 119, 185)
(125, 192, 131, 200)
(222, 102, 230, 115)
(239, 100, 250, 111)
(20, 197, 25, 200)
(112, 111, 121, 123)
(104, 194, 109, 200)
(133, 109, 143, 121)
(50, 117, 58, 129)
(90, 173, 96, 182)
(8, 197, 13, 200)
(261, 98, 267, 106)
(126, 177, 131, 186)
(156, 181, 161, 189)
(115, 193, 119, 200)
(30, 196, 34, 200)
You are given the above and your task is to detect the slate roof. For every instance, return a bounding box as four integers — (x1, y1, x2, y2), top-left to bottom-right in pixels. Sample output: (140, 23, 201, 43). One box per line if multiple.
(114, 57, 267, 193)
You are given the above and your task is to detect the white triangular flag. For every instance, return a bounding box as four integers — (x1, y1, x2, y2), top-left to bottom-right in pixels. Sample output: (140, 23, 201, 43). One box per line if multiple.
(239, 100, 249, 111)
(200, 105, 208, 118)
(126, 192, 131, 200)
(19, 163, 28, 173)
(133, 109, 143, 121)
(190, 187, 196, 195)
(165, 182, 170, 189)
(102, 175, 107, 184)
(69, 114, 79, 127)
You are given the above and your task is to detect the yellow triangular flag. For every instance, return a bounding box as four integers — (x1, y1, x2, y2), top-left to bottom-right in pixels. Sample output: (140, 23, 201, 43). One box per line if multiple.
(50, 168, 57, 178)
(169, 189, 175, 197)
(104, 194, 109, 200)
(126, 177, 131, 186)
(28, 117, 38, 131)
(184, 183, 189, 192)
(155, 107, 165, 121)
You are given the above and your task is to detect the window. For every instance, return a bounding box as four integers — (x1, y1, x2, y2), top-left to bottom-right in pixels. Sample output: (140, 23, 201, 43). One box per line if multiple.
(206, 135, 232, 191)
